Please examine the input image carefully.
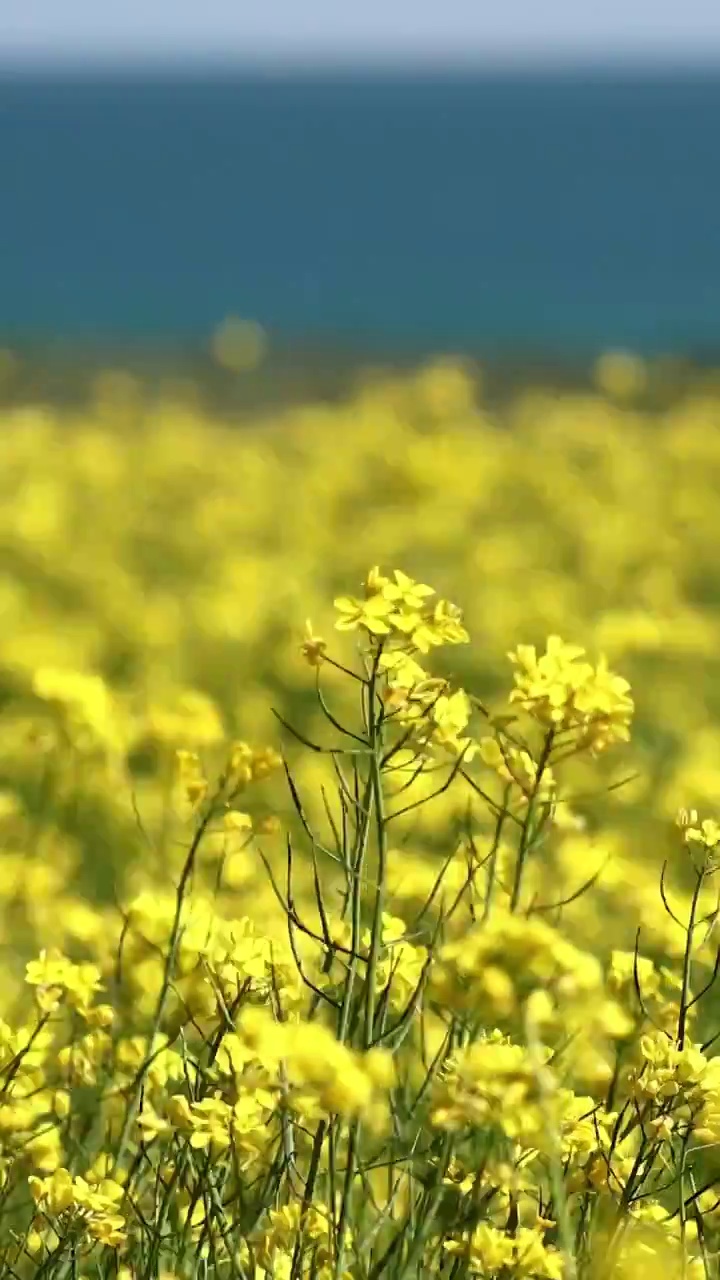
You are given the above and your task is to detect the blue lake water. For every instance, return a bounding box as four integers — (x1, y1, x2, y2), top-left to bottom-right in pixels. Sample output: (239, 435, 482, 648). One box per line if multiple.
(1, 67, 720, 356)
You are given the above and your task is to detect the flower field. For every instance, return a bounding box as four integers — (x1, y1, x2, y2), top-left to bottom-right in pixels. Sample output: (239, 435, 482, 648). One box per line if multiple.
(1, 354, 720, 1275)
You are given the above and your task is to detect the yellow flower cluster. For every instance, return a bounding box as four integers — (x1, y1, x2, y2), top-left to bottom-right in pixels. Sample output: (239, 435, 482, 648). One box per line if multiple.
(240, 1201, 353, 1280)
(508, 636, 634, 754)
(146, 1089, 278, 1169)
(431, 1032, 552, 1148)
(28, 1166, 126, 1252)
(430, 912, 604, 1027)
(443, 1221, 566, 1279)
(0, 356, 718, 1278)
(334, 567, 470, 652)
(630, 1031, 720, 1143)
(25, 949, 107, 1017)
(232, 1008, 395, 1126)
(326, 911, 428, 1010)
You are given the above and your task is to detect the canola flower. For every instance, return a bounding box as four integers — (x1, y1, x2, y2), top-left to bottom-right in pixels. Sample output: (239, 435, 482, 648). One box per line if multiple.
(0, 562, 718, 1276)
(0, 361, 719, 1274)
(0, 358, 718, 969)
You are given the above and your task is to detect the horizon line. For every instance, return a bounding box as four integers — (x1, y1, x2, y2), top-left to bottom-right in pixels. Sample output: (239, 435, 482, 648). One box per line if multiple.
(2, 49, 720, 77)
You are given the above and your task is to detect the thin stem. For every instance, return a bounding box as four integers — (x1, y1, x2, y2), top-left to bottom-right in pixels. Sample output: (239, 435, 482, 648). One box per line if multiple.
(510, 727, 555, 913)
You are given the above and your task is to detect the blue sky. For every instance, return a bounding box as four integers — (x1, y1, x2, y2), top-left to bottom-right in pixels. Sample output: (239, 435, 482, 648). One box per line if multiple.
(2, 0, 720, 65)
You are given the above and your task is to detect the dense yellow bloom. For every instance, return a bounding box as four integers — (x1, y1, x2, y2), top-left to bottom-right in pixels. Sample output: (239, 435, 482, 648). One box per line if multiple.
(333, 567, 469, 659)
(245, 1199, 352, 1275)
(28, 1167, 126, 1248)
(444, 1221, 566, 1278)
(237, 1011, 394, 1125)
(0, 370, 719, 1276)
(508, 637, 633, 752)
(431, 1033, 549, 1145)
(25, 950, 103, 1015)
(326, 911, 427, 1009)
(430, 911, 604, 1027)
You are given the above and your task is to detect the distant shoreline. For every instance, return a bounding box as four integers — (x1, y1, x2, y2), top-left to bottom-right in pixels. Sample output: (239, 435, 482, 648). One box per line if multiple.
(0, 338, 715, 414)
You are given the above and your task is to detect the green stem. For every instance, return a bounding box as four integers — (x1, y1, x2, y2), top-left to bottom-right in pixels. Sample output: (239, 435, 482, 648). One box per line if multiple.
(113, 794, 217, 1170)
(678, 868, 705, 1050)
(510, 727, 555, 913)
(364, 658, 388, 1049)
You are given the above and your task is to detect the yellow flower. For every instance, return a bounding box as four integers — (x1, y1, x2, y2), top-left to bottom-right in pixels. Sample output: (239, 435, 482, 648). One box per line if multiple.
(224, 810, 253, 832)
(333, 593, 394, 635)
(378, 649, 427, 687)
(137, 1104, 172, 1142)
(508, 635, 633, 752)
(685, 816, 720, 850)
(379, 568, 435, 611)
(87, 1213, 126, 1248)
(25, 950, 103, 1014)
(29, 1168, 75, 1216)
